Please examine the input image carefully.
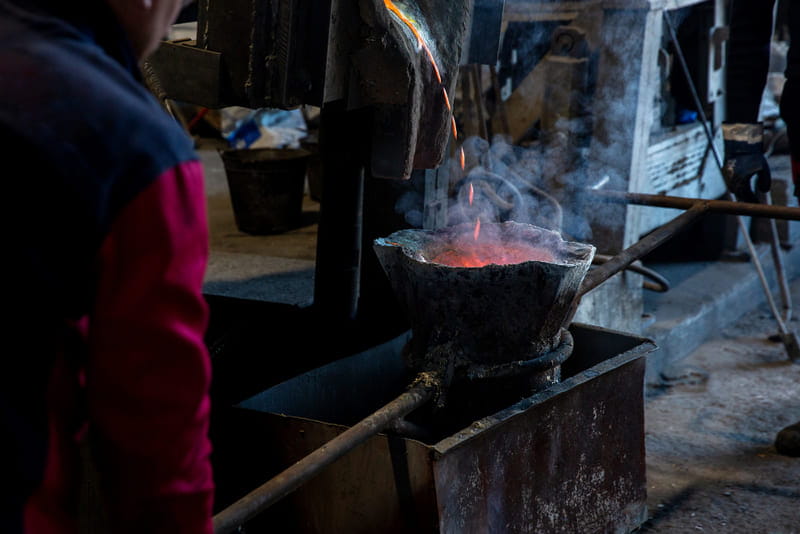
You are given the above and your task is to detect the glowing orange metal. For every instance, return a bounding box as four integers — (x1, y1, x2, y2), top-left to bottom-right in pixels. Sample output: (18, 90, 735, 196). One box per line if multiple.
(468, 183, 474, 205)
(383, 0, 442, 84)
(430, 241, 556, 268)
(384, 0, 465, 176)
(441, 87, 451, 111)
(473, 218, 481, 241)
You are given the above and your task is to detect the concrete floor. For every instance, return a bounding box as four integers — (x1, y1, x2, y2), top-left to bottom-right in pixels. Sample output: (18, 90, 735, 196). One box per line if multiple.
(200, 145, 319, 307)
(198, 145, 800, 532)
(639, 279, 800, 533)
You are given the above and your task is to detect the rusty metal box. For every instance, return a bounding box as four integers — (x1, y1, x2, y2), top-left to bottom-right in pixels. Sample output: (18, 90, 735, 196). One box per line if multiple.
(211, 323, 656, 533)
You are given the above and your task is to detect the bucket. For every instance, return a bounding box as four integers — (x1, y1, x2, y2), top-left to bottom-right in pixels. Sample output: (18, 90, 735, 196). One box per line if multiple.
(219, 147, 310, 235)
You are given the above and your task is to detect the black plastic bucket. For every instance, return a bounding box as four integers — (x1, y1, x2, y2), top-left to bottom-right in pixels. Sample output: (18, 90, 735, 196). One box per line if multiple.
(220, 148, 310, 235)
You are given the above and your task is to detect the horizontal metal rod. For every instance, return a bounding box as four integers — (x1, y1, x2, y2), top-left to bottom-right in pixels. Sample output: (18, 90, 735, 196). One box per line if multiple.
(579, 202, 709, 296)
(213, 375, 439, 534)
(592, 190, 800, 221)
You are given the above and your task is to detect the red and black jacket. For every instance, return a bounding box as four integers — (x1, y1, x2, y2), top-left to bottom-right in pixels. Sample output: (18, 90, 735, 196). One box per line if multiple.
(0, 1, 213, 532)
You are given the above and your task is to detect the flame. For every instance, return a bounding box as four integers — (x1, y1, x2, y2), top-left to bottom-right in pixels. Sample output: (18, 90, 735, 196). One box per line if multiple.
(473, 217, 481, 241)
(429, 241, 556, 268)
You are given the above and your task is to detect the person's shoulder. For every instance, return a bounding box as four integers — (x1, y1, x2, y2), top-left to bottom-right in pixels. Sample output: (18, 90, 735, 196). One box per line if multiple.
(3, 14, 192, 153)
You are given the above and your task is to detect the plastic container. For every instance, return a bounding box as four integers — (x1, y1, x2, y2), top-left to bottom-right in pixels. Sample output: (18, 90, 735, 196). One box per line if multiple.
(220, 148, 310, 234)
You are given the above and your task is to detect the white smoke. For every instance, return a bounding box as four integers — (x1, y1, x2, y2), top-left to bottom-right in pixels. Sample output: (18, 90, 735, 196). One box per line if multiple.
(392, 6, 656, 251)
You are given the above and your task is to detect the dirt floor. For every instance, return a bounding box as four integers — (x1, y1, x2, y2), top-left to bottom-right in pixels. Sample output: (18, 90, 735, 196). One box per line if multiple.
(637, 279, 800, 533)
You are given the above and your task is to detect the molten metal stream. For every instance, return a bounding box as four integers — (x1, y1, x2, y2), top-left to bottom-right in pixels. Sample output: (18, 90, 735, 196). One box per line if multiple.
(383, 0, 473, 234)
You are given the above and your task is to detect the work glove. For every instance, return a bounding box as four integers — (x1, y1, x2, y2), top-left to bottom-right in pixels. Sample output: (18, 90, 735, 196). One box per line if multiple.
(722, 123, 771, 203)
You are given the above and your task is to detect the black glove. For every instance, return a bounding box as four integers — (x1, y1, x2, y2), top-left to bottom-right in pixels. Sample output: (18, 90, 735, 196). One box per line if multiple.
(722, 123, 771, 203)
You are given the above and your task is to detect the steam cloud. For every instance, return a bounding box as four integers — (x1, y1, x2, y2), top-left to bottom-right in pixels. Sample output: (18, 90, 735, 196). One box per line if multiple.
(393, 7, 653, 253)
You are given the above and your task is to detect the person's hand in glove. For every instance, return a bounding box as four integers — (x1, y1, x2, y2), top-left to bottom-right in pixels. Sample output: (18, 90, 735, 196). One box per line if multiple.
(722, 123, 771, 203)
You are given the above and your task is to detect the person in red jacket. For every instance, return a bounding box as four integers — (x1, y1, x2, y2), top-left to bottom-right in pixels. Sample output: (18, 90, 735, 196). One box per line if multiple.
(725, 0, 799, 457)
(0, 0, 214, 532)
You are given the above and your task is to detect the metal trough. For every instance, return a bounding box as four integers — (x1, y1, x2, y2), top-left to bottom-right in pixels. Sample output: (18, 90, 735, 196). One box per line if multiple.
(212, 323, 656, 533)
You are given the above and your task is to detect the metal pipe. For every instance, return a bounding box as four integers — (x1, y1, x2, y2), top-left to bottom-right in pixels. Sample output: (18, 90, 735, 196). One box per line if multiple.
(766, 192, 793, 322)
(591, 190, 800, 221)
(593, 254, 670, 293)
(212, 375, 440, 534)
(578, 203, 709, 297)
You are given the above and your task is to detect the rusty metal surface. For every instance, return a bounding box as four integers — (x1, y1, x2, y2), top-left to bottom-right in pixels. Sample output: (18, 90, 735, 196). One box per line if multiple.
(211, 405, 441, 534)
(213, 323, 654, 533)
(210, 333, 439, 533)
(213, 377, 438, 533)
(432, 324, 655, 533)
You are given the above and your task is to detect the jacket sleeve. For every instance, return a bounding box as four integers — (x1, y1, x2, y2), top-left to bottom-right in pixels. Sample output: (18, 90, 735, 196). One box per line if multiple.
(86, 159, 214, 534)
(725, 0, 777, 123)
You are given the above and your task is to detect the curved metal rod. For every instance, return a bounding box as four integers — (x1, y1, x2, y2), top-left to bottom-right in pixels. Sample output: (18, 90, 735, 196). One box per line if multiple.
(466, 329, 574, 381)
(505, 166, 564, 231)
(213, 375, 440, 534)
(476, 179, 514, 211)
(480, 169, 564, 230)
(592, 254, 670, 293)
(468, 170, 527, 213)
(578, 203, 708, 298)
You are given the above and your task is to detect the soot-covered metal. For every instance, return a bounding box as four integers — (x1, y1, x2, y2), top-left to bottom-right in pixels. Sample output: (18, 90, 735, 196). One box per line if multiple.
(374, 221, 596, 390)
